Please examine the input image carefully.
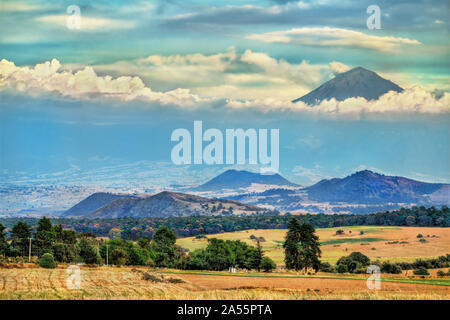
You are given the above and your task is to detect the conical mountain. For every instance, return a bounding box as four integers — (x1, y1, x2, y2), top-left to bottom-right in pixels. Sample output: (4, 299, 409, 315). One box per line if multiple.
(292, 67, 403, 105)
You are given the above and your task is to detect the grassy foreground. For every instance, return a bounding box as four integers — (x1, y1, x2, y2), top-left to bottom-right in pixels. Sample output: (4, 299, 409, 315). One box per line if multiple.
(0, 266, 449, 300)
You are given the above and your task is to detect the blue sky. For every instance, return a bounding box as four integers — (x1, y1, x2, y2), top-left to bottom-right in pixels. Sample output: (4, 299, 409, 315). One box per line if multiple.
(0, 0, 449, 186)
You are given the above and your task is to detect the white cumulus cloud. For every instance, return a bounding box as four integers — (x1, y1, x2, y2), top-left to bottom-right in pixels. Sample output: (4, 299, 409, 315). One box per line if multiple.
(226, 86, 450, 118)
(329, 61, 351, 74)
(0, 58, 207, 107)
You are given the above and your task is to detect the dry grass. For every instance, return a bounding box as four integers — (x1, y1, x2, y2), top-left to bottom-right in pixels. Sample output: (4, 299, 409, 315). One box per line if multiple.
(0, 266, 448, 300)
(1, 226, 448, 300)
(177, 226, 450, 265)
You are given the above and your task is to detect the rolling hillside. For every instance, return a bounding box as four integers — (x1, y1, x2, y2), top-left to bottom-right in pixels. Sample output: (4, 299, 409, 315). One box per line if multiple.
(64, 192, 137, 217)
(67, 191, 271, 219)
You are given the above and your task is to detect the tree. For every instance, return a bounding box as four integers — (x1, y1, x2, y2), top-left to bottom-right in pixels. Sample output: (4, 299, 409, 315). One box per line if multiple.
(260, 257, 276, 272)
(298, 223, 322, 272)
(283, 219, 322, 272)
(337, 264, 348, 273)
(204, 238, 232, 271)
(111, 248, 127, 266)
(283, 218, 302, 270)
(152, 227, 184, 267)
(10, 222, 31, 256)
(34, 217, 56, 257)
(413, 267, 429, 275)
(78, 238, 98, 264)
(186, 249, 207, 270)
(127, 246, 146, 266)
(153, 227, 177, 245)
(380, 262, 402, 274)
(0, 223, 9, 257)
(253, 239, 263, 272)
(53, 243, 76, 263)
(347, 252, 370, 266)
(336, 252, 370, 273)
(137, 237, 151, 249)
(319, 262, 334, 273)
(39, 253, 57, 269)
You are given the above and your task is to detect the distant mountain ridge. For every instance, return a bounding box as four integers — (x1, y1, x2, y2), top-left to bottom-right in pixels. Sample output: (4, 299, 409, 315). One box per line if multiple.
(195, 169, 298, 191)
(64, 170, 449, 218)
(65, 191, 270, 219)
(63, 192, 137, 217)
(305, 170, 449, 204)
(292, 67, 403, 105)
(228, 170, 449, 214)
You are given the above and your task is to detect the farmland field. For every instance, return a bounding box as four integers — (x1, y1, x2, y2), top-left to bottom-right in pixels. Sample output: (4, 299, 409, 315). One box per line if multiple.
(0, 266, 449, 300)
(1, 226, 449, 300)
(176, 226, 450, 265)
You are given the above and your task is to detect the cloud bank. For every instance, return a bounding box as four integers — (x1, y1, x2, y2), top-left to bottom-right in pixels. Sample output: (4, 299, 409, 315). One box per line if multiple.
(85, 48, 329, 101)
(1, 56, 448, 118)
(226, 86, 450, 118)
(0, 58, 207, 107)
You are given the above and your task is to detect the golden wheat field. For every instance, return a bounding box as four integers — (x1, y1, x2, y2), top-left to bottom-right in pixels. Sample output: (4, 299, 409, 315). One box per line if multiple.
(176, 226, 450, 265)
(0, 266, 449, 300)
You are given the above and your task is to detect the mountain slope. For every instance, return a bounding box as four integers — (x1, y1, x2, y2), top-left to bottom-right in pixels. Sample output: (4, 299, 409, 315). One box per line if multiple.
(228, 170, 449, 214)
(305, 170, 448, 204)
(292, 67, 403, 105)
(85, 191, 270, 219)
(195, 169, 298, 191)
(64, 192, 136, 217)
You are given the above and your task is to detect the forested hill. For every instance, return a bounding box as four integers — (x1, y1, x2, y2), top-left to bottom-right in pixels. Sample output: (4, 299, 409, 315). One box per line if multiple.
(1, 206, 448, 240)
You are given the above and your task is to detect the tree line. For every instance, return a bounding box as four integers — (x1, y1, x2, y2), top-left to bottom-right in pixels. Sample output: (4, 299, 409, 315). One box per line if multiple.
(1, 216, 447, 276)
(1, 206, 447, 240)
(0, 217, 277, 272)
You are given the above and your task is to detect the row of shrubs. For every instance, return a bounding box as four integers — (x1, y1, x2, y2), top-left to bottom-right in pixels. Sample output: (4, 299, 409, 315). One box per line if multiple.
(319, 252, 450, 275)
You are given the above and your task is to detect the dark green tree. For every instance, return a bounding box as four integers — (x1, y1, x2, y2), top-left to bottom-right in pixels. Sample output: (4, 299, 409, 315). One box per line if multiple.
(0, 223, 9, 257)
(39, 253, 57, 269)
(53, 243, 76, 263)
(186, 249, 207, 270)
(152, 227, 184, 268)
(260, 256, 276, 272)
(298, 223, 322, 272)
(78, 238, 98, 264)
(10, 222, 31, 257)
(110, 248, 127, 266)
(336, 252, 370, 273)
(204, 238, 232, 270)
(34, 217, 56, 256)
(126, 246, 146, 266)
(253, 239, 263, 271)
(283, 218, 302, 270)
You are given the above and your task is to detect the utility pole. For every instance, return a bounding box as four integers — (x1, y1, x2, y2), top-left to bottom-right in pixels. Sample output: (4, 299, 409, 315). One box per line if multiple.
(28, 238, 32, 263)
(106, 244, 108, 266)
